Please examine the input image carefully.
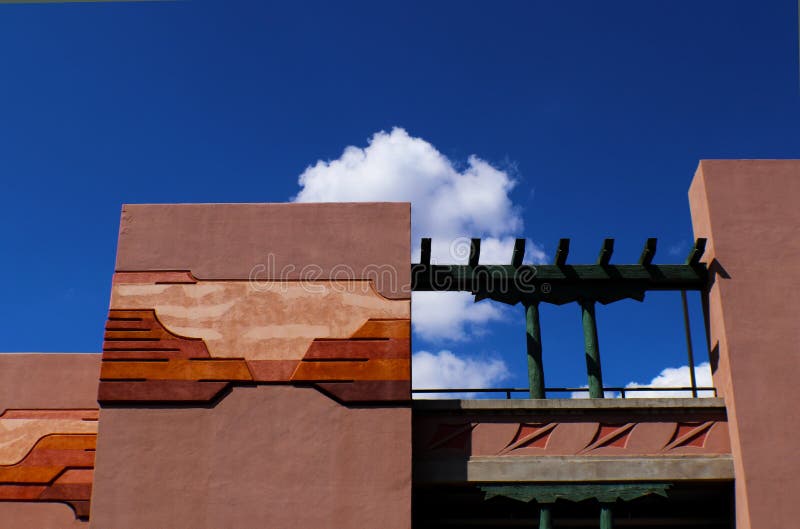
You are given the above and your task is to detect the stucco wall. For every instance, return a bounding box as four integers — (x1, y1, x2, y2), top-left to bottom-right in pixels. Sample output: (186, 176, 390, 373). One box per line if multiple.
(91, 202, 412, 527)
(689, 160, 800, 529)
(90, 386, 410, 528)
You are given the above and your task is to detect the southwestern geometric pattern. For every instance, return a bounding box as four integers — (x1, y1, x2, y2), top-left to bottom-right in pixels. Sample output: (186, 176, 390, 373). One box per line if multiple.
(0, 409, 98, 519)
(99, 272, 410, 404)
(417, 419, 730, 457)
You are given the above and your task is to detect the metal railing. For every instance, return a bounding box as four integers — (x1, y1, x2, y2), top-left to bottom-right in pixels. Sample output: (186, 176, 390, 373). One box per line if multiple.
(412, 386, 718, 399)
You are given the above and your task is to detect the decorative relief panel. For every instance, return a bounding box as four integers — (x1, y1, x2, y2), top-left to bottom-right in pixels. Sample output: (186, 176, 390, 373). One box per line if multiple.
(416, 417, 731, 458)
(99, 272, 411, 405)
(0, 409, 98, 519)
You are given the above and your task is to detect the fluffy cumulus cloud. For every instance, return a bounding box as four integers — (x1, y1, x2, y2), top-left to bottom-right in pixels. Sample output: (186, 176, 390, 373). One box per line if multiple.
(293, 127, 544, 342)
(622, 362, 714, 398)
(411, 350, 509, 398)
(570, 362, 714, 399)
(411, 292, 505, 342)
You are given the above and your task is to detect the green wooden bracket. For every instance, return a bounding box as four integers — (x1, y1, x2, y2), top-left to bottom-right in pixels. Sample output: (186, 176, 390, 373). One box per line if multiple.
(554, 238, 570, 266)
(597, 238, 614, 266)
(511, 238, 525, 268)
(638, 238, 657, 266)
(480, 483, 671, 504)
(685, 238, 707, 266)
(420, 237, 431, 265)
(468, 238, 481, 268)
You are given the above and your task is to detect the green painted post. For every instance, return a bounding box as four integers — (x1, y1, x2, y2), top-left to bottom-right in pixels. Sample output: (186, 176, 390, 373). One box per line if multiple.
(600, 504, 613, 529)
(525, 301, 546, 399)
(580, 300, 604, 398)
(539, 505, 552, 529)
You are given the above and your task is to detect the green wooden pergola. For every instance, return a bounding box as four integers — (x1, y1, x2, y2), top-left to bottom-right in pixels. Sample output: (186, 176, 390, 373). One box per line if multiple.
(411, 237, 708, 399)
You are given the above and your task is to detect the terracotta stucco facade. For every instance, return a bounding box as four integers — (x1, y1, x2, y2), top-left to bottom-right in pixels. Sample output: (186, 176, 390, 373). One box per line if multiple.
(689, 160, 800, 529)
(0, 166, 797, 528)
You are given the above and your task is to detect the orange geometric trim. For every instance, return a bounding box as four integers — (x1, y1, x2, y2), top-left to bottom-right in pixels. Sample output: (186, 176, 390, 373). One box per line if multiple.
(0, 429, 96, 520)
(112, 271, 197, 284)
(99, 311, 410, 404)
(100, 359, 253, 381)
(350, 319, 410, 339)
(0, 410, 99, 420)
(291, 359, 410, 381)
(102, 309, 210, 360)
(299, 318, 411, 402)
(99, 309, 249, 403)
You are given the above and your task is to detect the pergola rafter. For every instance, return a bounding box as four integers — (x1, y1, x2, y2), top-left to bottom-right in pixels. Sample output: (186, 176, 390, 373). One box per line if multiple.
(411, 237, 708, 399)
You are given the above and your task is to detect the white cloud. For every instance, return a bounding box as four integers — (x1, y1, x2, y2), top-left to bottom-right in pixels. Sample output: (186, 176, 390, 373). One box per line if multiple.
(569, 362, 715, 399)
(293, 127, 544, 341)
(294, 128, 521, 239)
(412, 292, 505, 342)
(569, 388, 620, 399)
(412, 349, 509, 399)
(623, 362, 714, 398)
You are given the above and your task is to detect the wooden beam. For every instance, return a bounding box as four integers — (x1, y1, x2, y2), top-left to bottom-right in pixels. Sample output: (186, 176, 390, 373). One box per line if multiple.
(686, 238, 707, 266)
(638, 238, 657, 266)
(410, 263, 708, 305)
(469, 238, 481, 268)
(511, 238, 525, 268)
(420, 238, 431, 265)
(554, 238, 570, 266)
(597, 238, 615, 266)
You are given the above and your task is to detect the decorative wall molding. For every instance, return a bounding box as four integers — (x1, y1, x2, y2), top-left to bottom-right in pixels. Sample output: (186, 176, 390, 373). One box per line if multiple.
(99, 274, 411, 405)
(0, 409, 98, 519)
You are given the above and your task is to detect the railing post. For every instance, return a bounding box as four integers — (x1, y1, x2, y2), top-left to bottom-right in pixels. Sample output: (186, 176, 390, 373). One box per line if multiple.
(580, 300, 604, 398)
(600, 504, 613, 529)
(539, 504, 552, 529)
(680, 290, 698, 397)
(525, 301, 546, 399)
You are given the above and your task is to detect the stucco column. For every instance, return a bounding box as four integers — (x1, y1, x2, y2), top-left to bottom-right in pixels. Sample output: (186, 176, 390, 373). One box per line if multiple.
(689, 160, 800, 529)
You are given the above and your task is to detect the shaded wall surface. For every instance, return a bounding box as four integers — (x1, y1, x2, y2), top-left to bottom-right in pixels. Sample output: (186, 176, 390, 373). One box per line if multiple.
(689, 160, 800, 529)
(90, 202, 412, 528)
(91, 386, 410, 528)
(0, 354, 101, 527)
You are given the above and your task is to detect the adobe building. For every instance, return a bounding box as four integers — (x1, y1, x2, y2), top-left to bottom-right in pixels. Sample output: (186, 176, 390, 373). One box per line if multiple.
(0, 160, 797, 528)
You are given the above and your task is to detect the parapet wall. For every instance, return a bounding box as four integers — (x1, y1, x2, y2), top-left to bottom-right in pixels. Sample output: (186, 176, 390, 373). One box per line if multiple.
(690, 160, 800, 529)
(89, 202, 412, 528)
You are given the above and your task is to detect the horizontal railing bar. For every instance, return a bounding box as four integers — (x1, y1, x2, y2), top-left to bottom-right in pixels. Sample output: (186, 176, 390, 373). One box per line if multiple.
(411, 386, 717, 398)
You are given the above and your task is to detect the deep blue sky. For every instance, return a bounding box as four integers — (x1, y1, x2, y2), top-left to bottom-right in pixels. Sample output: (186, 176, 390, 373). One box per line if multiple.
(1, 0, 798, 391)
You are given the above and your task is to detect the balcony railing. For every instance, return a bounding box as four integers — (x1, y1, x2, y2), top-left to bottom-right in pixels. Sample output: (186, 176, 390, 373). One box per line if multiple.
(412, 386, 718, 399)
